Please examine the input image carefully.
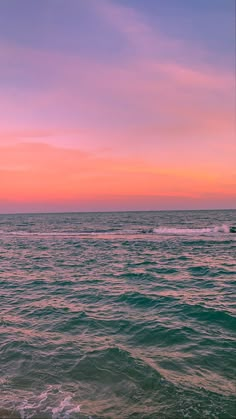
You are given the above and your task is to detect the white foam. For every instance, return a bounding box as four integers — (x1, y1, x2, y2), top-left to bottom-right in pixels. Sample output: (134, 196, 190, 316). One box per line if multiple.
(7, 386, 81, 419)
(38, 391, 48, 405)
(52, 396, 71, 418)
(52, 396, 80, 419)
(153, 224, 230, 235)
(19, 400, 37, 419)
(67, 405, 81, 416)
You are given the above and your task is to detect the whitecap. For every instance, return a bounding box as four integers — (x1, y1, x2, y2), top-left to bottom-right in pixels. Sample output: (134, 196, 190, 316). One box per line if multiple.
(153, 224, 230, 235)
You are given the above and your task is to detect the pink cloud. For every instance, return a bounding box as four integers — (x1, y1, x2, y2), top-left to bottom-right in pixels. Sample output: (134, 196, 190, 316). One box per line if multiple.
(0, 42, 233, 141)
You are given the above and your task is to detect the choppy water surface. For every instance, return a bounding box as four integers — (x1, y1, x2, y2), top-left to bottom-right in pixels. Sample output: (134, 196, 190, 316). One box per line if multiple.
(0, 210, 236, 418)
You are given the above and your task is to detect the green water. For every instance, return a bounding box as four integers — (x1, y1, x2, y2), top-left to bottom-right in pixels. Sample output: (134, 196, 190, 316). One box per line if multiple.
(0, 210, 236, 418)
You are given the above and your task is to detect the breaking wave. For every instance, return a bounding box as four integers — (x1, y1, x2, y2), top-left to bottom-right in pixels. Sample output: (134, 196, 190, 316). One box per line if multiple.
(153, 224, 230, 235)
(0, 225, 234, 239)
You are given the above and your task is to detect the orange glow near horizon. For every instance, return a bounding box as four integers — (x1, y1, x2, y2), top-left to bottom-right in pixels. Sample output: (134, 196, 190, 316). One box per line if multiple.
(1, 142, 235, 211)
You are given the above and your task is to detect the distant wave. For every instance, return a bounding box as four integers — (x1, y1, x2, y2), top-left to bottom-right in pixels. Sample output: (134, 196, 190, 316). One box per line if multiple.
(0, 228, 144, 237)
(0, 229, 138, 237)
(0, 224, 233, 237)
(153, 224, 230, 235)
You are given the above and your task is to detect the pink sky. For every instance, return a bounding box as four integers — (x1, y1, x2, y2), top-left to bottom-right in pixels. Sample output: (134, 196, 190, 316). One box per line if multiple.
(0, 0, 235, 212)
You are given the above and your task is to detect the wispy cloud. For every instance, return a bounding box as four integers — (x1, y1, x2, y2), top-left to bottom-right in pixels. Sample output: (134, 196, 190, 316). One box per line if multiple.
(0, 37, 233, 144)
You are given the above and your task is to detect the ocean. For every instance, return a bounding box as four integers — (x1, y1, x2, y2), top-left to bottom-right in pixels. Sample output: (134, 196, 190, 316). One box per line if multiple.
(0, 210, 235, 419)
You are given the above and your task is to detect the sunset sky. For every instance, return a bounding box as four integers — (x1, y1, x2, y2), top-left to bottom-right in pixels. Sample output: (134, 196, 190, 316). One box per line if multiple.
(0, 0, 235, 212)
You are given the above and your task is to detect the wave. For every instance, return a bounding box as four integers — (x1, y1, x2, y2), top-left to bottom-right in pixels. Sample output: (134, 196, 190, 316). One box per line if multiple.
(153, 224, 230, 235)
(0, 229, 140, 237)
(0, 224, 234, 238)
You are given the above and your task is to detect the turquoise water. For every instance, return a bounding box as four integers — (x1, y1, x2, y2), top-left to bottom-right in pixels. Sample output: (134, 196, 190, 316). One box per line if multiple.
(0, 210, 236, 418)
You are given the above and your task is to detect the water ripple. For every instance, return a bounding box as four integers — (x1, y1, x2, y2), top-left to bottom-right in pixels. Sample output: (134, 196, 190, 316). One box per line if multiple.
(0, 210, 236, 418)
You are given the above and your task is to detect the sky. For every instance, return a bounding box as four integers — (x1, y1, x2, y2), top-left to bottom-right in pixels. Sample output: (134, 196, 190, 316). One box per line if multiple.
(0, 0, 235, 212)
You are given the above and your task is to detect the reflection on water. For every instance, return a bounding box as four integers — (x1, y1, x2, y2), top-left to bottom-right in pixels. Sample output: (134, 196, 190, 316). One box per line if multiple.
(0, 210, 236, 418)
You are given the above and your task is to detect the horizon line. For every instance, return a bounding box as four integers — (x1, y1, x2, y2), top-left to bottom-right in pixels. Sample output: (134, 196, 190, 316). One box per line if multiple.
(0, 208, 235, 216)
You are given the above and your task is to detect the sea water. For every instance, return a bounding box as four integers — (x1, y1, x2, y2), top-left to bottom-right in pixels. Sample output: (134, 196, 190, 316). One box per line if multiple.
(0, 210, 235, 418)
